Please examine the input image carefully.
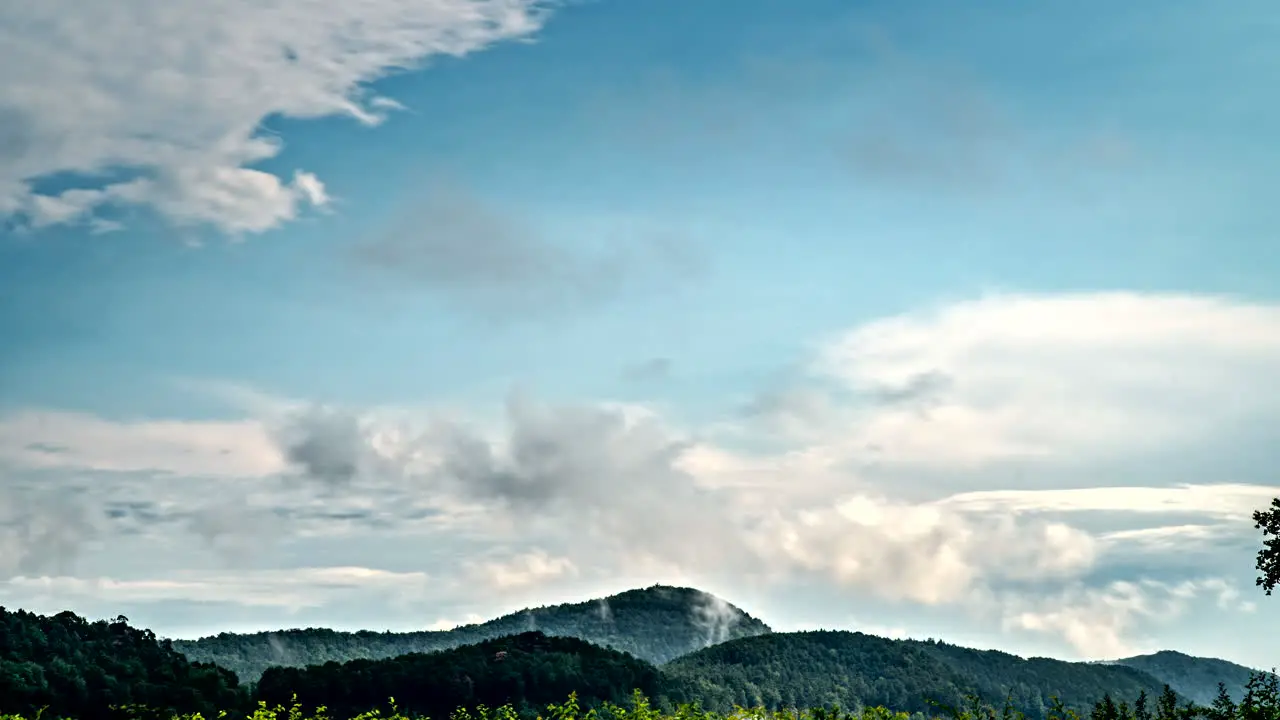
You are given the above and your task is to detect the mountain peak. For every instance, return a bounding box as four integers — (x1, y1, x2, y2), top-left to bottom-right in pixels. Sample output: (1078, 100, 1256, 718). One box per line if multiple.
(175, 584, 770, 682)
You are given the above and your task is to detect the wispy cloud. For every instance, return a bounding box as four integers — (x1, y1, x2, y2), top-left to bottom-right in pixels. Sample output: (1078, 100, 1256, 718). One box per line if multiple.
(350, 183, 705, 319)
(0, 410, 284, 477)
(0, 0, 549, 234)
(2, 567, 433, 613)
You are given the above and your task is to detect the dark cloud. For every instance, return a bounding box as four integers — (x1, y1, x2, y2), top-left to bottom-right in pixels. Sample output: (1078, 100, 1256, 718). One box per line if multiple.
(741, 386, 834, 425)
(349, 183, 705, 319)
(434, 397, 756, 570)
(0, 105, 39, 165)
(25, 442, 69, 454)
(277, 408, 373, 488)
(0, 484, 97, 578)
(843, 79, 1018, 190)
(865, 370, 953, 407)
(622, 358, 673, 384)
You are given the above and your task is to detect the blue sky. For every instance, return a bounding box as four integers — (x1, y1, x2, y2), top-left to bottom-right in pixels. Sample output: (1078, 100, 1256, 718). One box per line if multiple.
(0, 0, 1278, 671)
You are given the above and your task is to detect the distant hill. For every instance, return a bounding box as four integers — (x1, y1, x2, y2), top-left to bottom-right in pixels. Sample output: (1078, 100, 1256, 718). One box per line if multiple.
(1112, 650, 1268, 705)
(4, 599, 1272, 720)
(253, 631, 666, 720)
(174, 585, 771, 682)
(0, 608, 244, 720)
(664, 630, 1173, 720)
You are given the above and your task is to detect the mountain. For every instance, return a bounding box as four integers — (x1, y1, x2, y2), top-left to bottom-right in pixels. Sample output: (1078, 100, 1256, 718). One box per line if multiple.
(253, 631, 666, 720)
(174, 585, 770, 682)
(1112, 651, 1268, 705)
(0, 608, 245, 720)
(663, 630, 1172, 720)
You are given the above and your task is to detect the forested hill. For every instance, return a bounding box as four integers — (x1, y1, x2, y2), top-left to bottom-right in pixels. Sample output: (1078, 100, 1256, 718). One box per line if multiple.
(174, 585, 770, 682)
(2, 606, 1270, 720)
(0, 607, 244, 719)
(1111, 651, 1267, 705)
(254, 631, 665, 720)
(663, 630, 1172, 720)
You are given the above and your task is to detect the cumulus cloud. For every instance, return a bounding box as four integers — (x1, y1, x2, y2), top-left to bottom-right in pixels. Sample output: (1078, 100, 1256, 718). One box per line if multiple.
(750, 495, 1098, 606)
(998, 577, 1256, 659)
(0, 0, 548, 234)
(279, 395, 757, 575)
(277, 408, 381, 488)
(471, 549, 578, 590)
(811, 292, 1280, 471)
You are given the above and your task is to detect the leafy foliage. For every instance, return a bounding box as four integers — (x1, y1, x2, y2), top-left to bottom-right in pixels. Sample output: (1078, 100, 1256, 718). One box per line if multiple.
(1256, 498, 1280, 596)
(0, 608, 245, 720)
(5, 677, 1280, 720)
(176, 586, 770, 683)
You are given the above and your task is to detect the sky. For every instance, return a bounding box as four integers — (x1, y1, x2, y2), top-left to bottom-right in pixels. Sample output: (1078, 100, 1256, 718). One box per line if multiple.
(0, 0, 1278, 671)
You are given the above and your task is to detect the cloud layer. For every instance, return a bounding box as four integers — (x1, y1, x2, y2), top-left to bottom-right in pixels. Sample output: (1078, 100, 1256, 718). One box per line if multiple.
(0, 291, 1276, 663)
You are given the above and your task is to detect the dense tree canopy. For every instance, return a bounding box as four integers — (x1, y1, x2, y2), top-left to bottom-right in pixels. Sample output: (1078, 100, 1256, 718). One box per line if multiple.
(1256, 498, 1280, 595)
(253, 632, 666, 720)
(3, 604, 1273, 720)
(0, 608, 244, 719)
(1117, 652, 1260, 705)
(663, 631, 1173, 720)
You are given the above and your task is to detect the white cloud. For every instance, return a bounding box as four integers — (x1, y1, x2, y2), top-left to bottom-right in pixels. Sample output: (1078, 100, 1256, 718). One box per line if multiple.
(941, 484, 1275, 521)
(813, 292, 1280, 468)
(0, 566, 432, 612)
(472, 549, 578, 590)
(749, 494, 1097, 606)
(425, 613, 486, 631)
(998, 577, 1256, 659)
(0, 0, 548, 233)
(0, 410, 284, 477)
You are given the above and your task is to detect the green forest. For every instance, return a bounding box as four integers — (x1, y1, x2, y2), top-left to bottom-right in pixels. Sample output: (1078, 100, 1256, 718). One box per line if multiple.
(1, 607, 1275, 720)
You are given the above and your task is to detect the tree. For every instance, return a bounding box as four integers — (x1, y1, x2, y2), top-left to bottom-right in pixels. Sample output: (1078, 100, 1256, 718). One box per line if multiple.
(1134, 691, 1151, 720)
(1156, 686, 1179, 720)
(1206, 683, 1237, 720)
(1256, 498, 1280, 595)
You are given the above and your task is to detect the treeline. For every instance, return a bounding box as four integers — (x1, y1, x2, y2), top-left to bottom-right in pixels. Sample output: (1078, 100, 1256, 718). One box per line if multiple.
(0, 607, 244, 720)
(2, 685, 1278, 720)
(1, 608, 1275, 720)
(1081, 677, 1279, 720)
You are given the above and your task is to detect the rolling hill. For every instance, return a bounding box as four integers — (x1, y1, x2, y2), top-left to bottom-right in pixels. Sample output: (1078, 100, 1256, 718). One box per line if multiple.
(174, 585, 771, 682)
(664, 630, 1173, 720)
(253, 631, 667, 720)
(5, 585, 1269, 720)
(1112, 650, 1269, 705)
